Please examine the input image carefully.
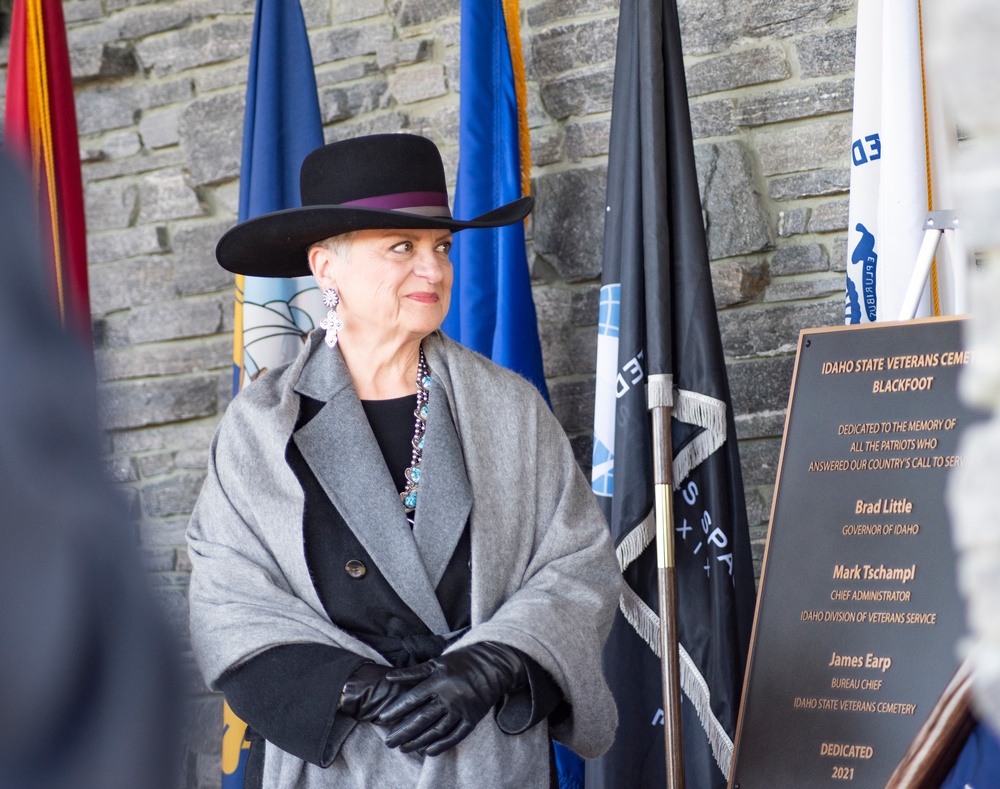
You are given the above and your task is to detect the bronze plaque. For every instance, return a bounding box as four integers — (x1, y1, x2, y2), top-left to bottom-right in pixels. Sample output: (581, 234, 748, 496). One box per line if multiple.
(730, 317, 983, 788)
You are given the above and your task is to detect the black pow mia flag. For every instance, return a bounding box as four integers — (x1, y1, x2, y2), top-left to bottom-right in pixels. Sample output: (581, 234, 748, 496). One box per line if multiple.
(586, 0, 756, 787)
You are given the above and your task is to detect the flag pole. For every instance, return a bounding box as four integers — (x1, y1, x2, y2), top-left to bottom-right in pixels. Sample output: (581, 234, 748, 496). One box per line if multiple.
(651, 403, 685, 789)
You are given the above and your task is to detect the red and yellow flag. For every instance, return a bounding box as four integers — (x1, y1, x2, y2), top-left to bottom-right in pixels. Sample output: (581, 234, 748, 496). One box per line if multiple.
(5, 0, 91, 343)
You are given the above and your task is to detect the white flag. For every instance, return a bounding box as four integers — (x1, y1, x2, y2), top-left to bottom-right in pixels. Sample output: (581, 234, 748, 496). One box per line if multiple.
(846, 0, 940, 323)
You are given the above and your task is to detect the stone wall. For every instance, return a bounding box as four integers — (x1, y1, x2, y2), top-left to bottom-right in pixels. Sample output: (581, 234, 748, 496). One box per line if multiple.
(0, 0, 855, 784)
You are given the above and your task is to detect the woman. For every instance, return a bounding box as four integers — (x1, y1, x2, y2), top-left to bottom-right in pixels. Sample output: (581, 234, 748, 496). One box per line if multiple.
(187, 134, 621, 788)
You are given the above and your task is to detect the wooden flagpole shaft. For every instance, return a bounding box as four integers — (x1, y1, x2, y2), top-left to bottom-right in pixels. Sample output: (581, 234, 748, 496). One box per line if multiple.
(652, 405, 685, 789)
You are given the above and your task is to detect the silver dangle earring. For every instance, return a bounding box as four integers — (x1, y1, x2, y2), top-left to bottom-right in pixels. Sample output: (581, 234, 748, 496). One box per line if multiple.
(320, 288, 344, 348)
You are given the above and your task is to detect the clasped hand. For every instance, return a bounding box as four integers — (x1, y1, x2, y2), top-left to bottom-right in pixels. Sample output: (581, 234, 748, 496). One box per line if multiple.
(339, 663, 405, 722)
(374, 642, 527, 756)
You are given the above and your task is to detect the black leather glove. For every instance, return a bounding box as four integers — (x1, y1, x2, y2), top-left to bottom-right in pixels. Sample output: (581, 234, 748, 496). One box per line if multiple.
(376, 642, 527, 756)
(339, 662, 402, 722)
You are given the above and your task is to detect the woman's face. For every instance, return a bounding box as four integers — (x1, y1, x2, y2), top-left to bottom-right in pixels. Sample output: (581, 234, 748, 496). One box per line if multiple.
(310, 228, 454, 347)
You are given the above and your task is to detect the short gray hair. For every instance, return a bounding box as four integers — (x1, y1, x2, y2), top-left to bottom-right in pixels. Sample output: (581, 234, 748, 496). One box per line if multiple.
(308, 231, 359, 263)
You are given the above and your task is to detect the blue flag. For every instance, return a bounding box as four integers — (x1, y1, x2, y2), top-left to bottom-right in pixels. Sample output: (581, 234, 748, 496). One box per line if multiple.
(447, 2, 574, 784)
(232, 0, 325, 393)
(443, 0, 548, 402)
(224, 1, 324, 786)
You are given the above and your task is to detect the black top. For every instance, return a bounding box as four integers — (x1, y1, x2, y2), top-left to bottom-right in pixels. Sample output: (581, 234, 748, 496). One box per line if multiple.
(360, 394, 416, 498)
(217, 393, 563, 772)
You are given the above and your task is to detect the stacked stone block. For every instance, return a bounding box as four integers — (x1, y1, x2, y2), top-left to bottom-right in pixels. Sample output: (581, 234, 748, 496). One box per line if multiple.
(0, 0, 856, 784)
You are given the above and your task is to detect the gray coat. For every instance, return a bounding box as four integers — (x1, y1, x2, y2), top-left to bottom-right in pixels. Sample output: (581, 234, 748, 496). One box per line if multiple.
(187, 330, 621, 788)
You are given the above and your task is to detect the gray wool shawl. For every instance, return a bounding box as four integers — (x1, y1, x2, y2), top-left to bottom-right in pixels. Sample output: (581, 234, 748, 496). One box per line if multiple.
(187, 330, 621, 788)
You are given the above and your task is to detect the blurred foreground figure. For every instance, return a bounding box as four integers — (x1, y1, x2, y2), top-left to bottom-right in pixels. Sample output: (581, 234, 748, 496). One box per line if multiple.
(918, 1, 1000, 785)
(0, 154, 179, 789)
(929, 0, 1000, 735)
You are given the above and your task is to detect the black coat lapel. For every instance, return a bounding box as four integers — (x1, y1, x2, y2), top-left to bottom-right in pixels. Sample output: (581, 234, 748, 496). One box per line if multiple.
(412, 374, 473, 589)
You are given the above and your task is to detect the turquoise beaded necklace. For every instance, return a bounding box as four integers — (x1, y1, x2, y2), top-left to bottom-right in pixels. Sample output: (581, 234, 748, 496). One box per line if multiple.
(400, 347, 429, 523)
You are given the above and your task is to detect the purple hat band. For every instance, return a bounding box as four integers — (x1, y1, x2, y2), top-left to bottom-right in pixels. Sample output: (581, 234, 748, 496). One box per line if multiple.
(340, 190, 452, 219)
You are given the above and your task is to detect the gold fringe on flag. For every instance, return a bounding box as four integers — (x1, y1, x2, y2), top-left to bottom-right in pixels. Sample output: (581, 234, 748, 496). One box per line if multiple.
(24, 0, 66, 320)
(233, 273, 246, 390)
(501, 0, 532, 199)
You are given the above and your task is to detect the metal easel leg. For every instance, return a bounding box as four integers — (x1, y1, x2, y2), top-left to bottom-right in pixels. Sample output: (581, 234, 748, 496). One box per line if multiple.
(897, 228, 943, 321)
(897, 211, 961, 321)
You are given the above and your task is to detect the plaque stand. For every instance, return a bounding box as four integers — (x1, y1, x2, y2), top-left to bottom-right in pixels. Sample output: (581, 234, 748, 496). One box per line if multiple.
(886, 659, 976, 788)
(898, 210, 966, 320)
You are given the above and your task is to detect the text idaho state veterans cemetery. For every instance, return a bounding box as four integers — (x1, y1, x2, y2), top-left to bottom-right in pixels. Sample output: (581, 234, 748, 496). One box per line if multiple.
(730, 318, 983, 788)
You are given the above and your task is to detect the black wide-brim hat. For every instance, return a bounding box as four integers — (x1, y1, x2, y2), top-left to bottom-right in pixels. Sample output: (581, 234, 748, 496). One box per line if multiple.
(216, 133, 533, 278)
